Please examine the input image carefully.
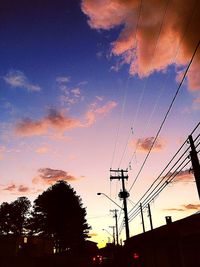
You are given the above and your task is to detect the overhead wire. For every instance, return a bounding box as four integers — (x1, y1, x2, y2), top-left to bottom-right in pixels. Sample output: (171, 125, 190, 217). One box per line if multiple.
(128, 126, 200, 222)
(126, 0, 200, 171)
(118, 123, 200, 233)
(110, 0, 144, 205)
(128, 39, 200, 193)
(117, 0, 143, 168)
(118, 0, 170, 168)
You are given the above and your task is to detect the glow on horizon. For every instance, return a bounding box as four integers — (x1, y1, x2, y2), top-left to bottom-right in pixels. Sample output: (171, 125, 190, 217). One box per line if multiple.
(0, 0, 200, 247)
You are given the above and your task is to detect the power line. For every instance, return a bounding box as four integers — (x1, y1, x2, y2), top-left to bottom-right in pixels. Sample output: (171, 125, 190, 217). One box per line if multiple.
(118, 124, 200, 233)
(118, 0, 170, 168)
(125, 0, 199, 170)
(127, 126, 200, 222)
(128, 39, 200, 193)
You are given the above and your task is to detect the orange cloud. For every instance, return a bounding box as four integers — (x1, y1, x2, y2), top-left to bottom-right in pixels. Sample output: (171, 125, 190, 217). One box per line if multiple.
(33, 168, 78, 185)
(15, 102, 117, 137)
(35, 145, 49, 154)
(164, 203, 200, 212)
(82, 0, 200, 90)
(88, 233, 98, 237)
(15, 108, 82, 137)
(85, 101, 117, 125)
(130, 137, 165, 152)
(172, 169, 194, 183)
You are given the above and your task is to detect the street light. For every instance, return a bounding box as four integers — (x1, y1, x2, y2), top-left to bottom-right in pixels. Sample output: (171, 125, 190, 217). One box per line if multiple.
(98, 193, 122, 246)
(97, 192, 122, 210)
(102, 228, 113, 237)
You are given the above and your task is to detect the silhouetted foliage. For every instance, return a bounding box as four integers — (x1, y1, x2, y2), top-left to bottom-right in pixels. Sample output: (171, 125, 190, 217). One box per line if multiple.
(29, 180, 90, 252)
(0, 197, 31, 235)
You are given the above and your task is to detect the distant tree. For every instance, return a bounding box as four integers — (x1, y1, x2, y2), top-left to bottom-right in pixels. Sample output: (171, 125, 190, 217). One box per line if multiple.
(0, 197, 31, 235)
(29, 180, 90, 252)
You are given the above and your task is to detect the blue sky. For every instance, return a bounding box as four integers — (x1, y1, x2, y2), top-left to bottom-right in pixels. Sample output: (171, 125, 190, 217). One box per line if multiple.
(0, 0, 200, 246)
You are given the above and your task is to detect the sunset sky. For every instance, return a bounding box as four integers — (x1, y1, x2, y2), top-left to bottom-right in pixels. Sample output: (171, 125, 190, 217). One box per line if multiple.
(0, 0, 200, 247)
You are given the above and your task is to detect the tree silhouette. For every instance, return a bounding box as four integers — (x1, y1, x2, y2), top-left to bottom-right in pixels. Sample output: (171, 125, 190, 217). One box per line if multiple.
(29, 180, 90, 253)
(0, 197, 31, 235)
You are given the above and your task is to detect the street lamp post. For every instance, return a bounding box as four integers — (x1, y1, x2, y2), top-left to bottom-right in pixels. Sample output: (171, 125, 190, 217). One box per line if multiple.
(97, 192, 122, 245)
(102, 229, 112, 244)
(97, 193, 122, 209)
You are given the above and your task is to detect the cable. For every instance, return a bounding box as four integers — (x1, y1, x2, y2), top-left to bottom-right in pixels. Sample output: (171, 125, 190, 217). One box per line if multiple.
(126, 0, 199, 170)
(128, 40, 200, 193)
(128, 122, 200, 219)
(129, 158, 191, 222)
(117, 0, 143, 168)
(118, 0, 170, 168)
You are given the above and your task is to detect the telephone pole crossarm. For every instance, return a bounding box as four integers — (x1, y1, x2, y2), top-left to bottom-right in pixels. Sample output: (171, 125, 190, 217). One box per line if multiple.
(110, 169, 130, 240)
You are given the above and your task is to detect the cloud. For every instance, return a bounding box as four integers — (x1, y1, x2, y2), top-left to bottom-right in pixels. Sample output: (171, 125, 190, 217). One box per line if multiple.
(35, 145, 49, 154)
(88, 232, 98, 237)
(3, 184, 16, 191)
(164, 203, 200, 212)
(172, 169, 194, 183)
(15, 101, 117, 137)
(0, 146, 6, 160)
(78, 80, 88, 86)
(2, 183, 30, 193)
(81, 0, 200, 90)
(59, 86, 83, 106)
(85, 101, 117, 125)
(71, 88, 81, 97)
(56, 77, 70, 83)
(15, 108, 82, 137)
(4, 70, 41, 92)
(130, 137, 165, 152)
(33, 168, 78, 185)
(18, 185, 30, 193)
(56, 76, 70, 83)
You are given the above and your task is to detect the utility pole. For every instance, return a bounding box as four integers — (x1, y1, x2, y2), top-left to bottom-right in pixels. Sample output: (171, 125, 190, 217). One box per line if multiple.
(109, 226, 115, 245)
(189, 135, 200, 199)
(110, 209, 119, 245)
(110, 169, 130, 240)
(148, 203, 153, 230)
(140, 203, 145, 233)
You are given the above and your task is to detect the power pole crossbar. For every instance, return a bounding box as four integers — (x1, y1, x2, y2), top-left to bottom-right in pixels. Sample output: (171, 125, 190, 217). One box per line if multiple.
(110, 169, 130, 240)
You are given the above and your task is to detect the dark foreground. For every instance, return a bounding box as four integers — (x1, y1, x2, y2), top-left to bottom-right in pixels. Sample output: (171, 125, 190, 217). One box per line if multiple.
(0, 255, 125, 267)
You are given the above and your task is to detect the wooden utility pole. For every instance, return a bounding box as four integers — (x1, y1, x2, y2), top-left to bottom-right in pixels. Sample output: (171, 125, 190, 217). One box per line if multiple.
(110, 209, 119, 245)
(189, 135, 200, 199)
(110, 169, 130, 240)
(140, 203, 145, 233)
(148, 203, 153, 230)
(109, 226, 115, 245)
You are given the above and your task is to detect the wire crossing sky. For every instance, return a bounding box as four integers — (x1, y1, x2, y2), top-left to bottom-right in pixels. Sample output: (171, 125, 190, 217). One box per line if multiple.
(0, 0, 200, 246)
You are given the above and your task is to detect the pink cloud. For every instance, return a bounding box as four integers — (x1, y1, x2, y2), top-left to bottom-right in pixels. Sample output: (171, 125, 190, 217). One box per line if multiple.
(2, 183, 30, 193)
(35, 145, 49, 154)
(33, 168, 78, 185)
(85, 101, 117, 126)
(172, 169, 194, 183)
(82, 0, 200, 90)
(15, 108, 82, 137)
(130, 137, 165, 152)
(15, 102, 117, 137)
(3, 184, 16, 191)
(18, 185, 30, 193)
